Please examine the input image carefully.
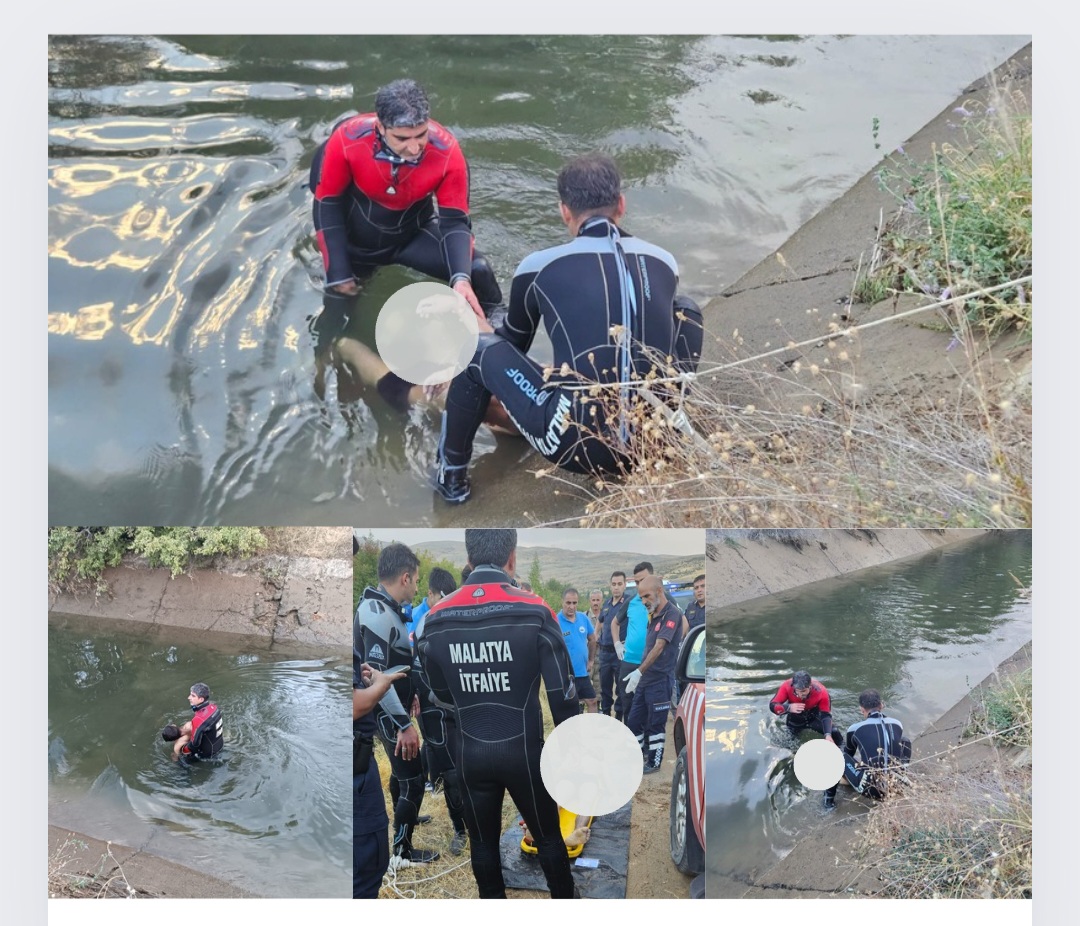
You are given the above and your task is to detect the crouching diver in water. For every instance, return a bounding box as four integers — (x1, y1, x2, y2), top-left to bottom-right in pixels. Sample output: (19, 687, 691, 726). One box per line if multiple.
(824, 688, 912, 808)
(161, 683, 224, 761)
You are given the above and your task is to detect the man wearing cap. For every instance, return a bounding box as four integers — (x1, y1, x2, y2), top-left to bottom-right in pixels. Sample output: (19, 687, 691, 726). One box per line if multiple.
(170, 683, 224, 760)
(310, 78, 502, 321)
(769, 670, 836, 740)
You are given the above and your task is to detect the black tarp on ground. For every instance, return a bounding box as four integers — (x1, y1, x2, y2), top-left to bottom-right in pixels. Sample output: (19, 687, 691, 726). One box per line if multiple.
(498, 800, 632, 898)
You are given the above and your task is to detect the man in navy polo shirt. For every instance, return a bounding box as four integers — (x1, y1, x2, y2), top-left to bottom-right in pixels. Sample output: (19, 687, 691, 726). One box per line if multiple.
(624, 576, 684, 773)
(558, 588, 598, 713)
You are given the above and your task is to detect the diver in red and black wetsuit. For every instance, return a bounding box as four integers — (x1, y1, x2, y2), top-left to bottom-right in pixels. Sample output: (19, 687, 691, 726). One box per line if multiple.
(168, 683, 223, 760)
(769, 670, 836, 740)
(310, 80, 501, 310)
(416, 529, 579, 899)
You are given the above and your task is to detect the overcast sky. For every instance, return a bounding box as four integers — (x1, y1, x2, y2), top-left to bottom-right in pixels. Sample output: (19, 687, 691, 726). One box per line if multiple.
(354, 528, 703, 557)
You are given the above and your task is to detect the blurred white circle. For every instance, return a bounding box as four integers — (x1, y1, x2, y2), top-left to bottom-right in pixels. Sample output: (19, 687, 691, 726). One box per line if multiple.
(540, 713, 643, 816)
(793, 737, 844, 790)
(374, 282, 479, 387)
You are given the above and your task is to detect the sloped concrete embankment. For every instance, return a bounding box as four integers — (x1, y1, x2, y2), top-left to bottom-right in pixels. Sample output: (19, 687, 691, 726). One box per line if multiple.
(707, 529, 989, 613)
(700, 44, 1032, 411)
(47, 554, 352, 648)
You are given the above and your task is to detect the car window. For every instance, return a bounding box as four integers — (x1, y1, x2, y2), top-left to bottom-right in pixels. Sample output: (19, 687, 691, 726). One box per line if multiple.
(685, 627, 705, 681)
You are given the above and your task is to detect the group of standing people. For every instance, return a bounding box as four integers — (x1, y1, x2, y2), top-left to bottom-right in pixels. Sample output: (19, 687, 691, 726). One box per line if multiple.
(310, 78, 704, 503)
(352, 531, 704, 899)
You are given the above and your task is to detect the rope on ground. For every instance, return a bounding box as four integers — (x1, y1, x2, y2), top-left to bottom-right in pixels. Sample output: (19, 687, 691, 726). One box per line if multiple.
(382, 856, 473, 899)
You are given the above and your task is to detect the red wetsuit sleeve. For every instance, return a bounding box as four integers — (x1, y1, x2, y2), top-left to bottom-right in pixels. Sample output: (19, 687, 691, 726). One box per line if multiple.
(810, 683, 831, 714)
(435, 140, 474, 285)
(769, 681, 793, 715)
(312, 128, 356, 287)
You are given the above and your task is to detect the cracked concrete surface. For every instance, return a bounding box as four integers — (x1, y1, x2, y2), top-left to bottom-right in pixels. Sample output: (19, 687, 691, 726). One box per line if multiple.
(48, 554, 351, 648)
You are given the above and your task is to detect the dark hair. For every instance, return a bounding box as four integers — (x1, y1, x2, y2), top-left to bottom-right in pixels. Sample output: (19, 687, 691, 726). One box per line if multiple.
(464, 529, 517, 570)
(562, 587, 579, 601)
(792, 670, 812, 690)
(557, 153, 622, 216)
(427, 567, 457, 598)
(858, 689, 883, 711)
(161, 724, 181, 742)
(693, 574, 705, 585)
(610, 570, 626, 581)
(375, 79, 431, 128)
(377, 542, 420, 582)
(519, 581, 532, 592)
(190, 682, 211, 700)
(461, 564, 473, 584)
(633, 561, 654, 576)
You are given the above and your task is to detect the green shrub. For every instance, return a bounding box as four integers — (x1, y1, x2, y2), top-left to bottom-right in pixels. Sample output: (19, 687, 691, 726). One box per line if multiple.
(48, 526, 268, 594)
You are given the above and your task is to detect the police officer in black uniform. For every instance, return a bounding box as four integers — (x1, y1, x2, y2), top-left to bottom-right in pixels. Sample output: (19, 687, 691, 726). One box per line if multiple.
(597, 570, 630, 718)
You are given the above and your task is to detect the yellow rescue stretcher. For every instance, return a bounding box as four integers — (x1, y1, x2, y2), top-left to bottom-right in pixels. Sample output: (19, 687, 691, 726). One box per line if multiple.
(520, 807, 594, 859)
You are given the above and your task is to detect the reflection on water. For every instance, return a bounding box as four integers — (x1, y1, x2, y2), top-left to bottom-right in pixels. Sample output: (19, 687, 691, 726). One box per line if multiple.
(48, 35, 1029, 525)
(703, 531, 1032, 896)
(47, 615, 349, 898)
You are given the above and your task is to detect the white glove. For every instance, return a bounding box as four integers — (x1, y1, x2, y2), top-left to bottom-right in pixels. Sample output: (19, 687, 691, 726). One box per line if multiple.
(623, 668, 641, 694)
(614, 640, 625, 661)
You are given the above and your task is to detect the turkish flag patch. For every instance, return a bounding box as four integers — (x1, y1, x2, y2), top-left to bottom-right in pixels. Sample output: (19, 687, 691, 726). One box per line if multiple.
(665, 619, 677, 629)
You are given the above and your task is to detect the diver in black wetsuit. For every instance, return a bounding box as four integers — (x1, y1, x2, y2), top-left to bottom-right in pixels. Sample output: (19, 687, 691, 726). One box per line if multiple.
(416, 529, 580, 899)
(411, 566, 469, 856)
(825, 689, 912, 807)
(433, 153, 703, 503)
(354, 542, 439, 865)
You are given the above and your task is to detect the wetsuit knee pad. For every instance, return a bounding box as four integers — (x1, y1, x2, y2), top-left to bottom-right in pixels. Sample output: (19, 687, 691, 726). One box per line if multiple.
(673, 294, 704, 373)
(470, 254, 504, 311)
(376, 370, 413, 412)
(397, 773, 426, 811)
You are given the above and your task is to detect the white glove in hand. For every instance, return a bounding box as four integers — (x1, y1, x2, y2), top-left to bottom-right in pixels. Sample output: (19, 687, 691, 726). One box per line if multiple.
(623, 668, 641, 694)
(614, 640, 625, 661)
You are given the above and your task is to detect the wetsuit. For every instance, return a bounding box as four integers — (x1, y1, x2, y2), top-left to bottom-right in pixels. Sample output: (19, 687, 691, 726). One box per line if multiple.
(827, 711, 912, 801)
(626, 600, 683, 770)
(438, 215, 703, 476)
(416, 565, 579, 899)
(310, 114, 501, 307)
(181, 702, 223, 759)
(408, 605, 467, 841)
(353, 636, 389, 898)
(354, 585, 428, 858)
(683, 598, 706, 632)
(769, 678, 834, 738)
(597, 595, 628, 718)
(615, 594, 648, 726)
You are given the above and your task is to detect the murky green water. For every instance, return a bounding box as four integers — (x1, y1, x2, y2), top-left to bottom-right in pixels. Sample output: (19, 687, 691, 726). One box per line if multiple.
(47, 615, 350, 897)
(48, 35, 1028, 526)
(703, 531, 1032, 896)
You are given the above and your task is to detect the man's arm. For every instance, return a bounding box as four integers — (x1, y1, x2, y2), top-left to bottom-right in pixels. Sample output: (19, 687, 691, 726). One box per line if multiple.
(498, 265, 543, 353)
(353, 665, 406, 720)
(312, 128, 358, 290)
(637, 638, 667, 676)
(538, 613, 579, 727)
(355, 604, 411, 730)
(586, 623, 597, 671)
(768, 682, 792, 716)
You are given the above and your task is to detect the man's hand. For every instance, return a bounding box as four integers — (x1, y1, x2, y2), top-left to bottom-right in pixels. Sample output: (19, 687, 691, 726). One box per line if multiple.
(331, 280, 359, 296)
(623, 668, 642, 694)
(452, 279, 486, 322)
(360, 662, 406, 692)
(788, 702, 806, 714)
(395, 724, 420, 761)
(614, 640, 625, 661)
